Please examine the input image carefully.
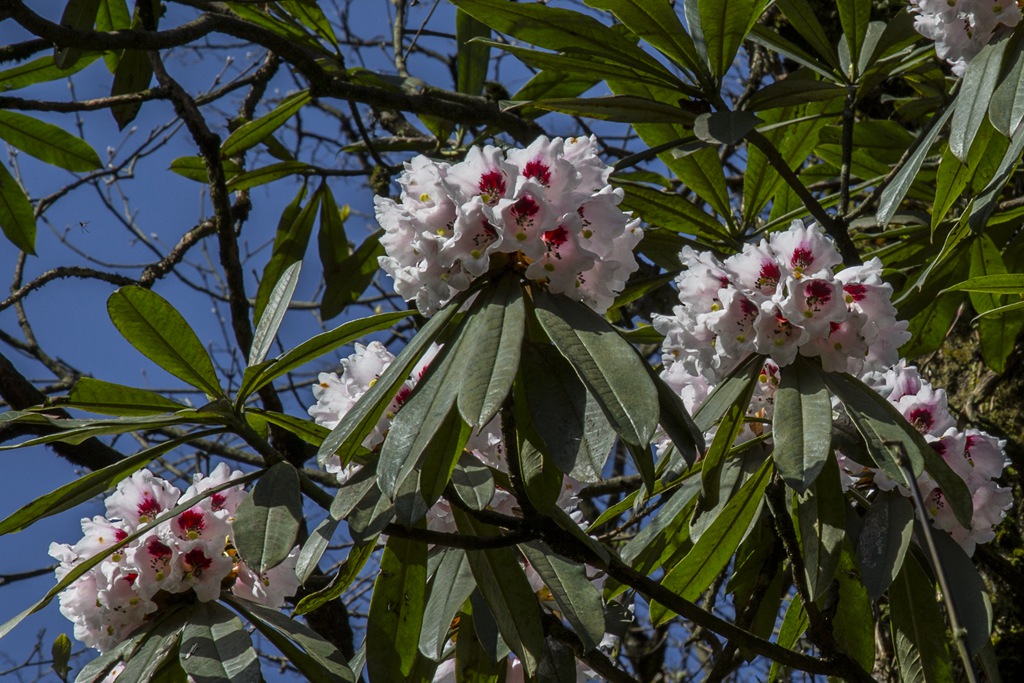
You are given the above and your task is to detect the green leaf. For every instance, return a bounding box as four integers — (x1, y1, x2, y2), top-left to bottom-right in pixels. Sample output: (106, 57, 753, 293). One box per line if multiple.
(232, 462, 303, 573)
(0, 160, 36, 254)
(180, 601, 260, 683)
(969, 112, 1024, 229)
(52, 633, 72, 682)
(107, 286, 222, 398)
(877, 105, 953, 227)
(168, 156, 242, 183)
(450, 452, 496, 511)
(772, 355, 832, 493)
(693, 354, 764, 433)
(117, 608, 186, 682)
(583, 0, 706, 77)
(453, 509, 546, 677)
(832, 542, 876, 672)
(419, 549, 476, 659)
(255, 185, 320, 326)
(54, 0, 101, 69)
(923, 528, 993, 655)
(280, 0, 338, 47)
(0, 428, 221, 536)
(249, 260, 301, 366)
(989, 30, 1024, 137)
(652, 457, 770, 625)
(617, 181, 730, 243)
(109, 47, 153, 130)
(221, 90, 311, 157)
(65, 377, 187, 416)
(649, 363, 703, 468)
(320, 231, 384, 321)
(856, 490, 914, 600)
(518, 95, 695, 124)
(317, 301, 460, 470)
(532, 291, 658, 449)
(837, 0, 871, 77)
(0, 54, 99, 92)
(773, 0, 840, 72)
(292, 538, 379, 616)
(454, 603, 505, 682)
(950, 39, 1007, 162)
(456, 10, 490, 96)
(0, 111, 101, 171)
(767, 595, 809, 681)
(890, 555, 953, 683)
(942, 272, 1024, 294)
(225, 161, 311, 190)
(451, 0, 679, 83)
(697, 0, 759, 79)
(509, 70, 601, 121)
(96, 0, 131, 72)
(696, 379, 756, 514)
(0, 410, 224, 450)
(969, 235, 1024, 373)
(238, 309, 409, 402)
(367, 534, 427, 681)
(295, 514, 339, 585)
(222, 595, 354, 683)
(455, 275, 524, 429)
(520, 541, 605, 651)
(795, 455, 845, 601)
(694, 110, 762, 145)
(747, 24, 838, 81)
(932, 124, 997, 232)
(745, 75, 845, 111)
(415, 405, 472, 517)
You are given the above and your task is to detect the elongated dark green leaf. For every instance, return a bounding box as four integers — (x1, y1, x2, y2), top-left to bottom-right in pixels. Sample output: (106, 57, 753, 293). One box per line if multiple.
(773, 0, 840, 72)
(451, 0, 678, 82)
(969, 112, 1024, 229)
(652, 457, 770, 625)
(221, 90, 311, 157)
(697, 391, 754, 514)
(180, 601, 260, 683)
(890, 556, 953, 683)
(520, 541, 605, 651)
(795, 455, 845, 601)
(255, 186, 320, 326)
(856, 490, 914, 600)
(694, 110, 762, 145)
(456, 275, 524, 428)
(970, 235, 1024, 373)
(249, 261, 301, 366)
(0, 54, 99, 92)
(419, 549, 476, 659)
(0, 409, 223, 450)
(454, 603, 505, 682)
(238, 309, 409, 401)
(247, 409, 329, 447)
(697, 0, 759, 79)
(0, 111, 101, 171)
(107, 286, 222, 398)
(942, 273, 1024, 294)
(367, 534, 427, 681)
(617, 181, 730, 243)
(747, 24, 838, 81)
(281, 0, 338, 46)
(0, 160, 36, 254)
(96, 0, 131, 71)
(619, 476, 701, 575)
(532, 291, 658, 449)
(117, 608, 186, 682)
(226, 161, 311, 190)
(877, 105, 953, 227)
(746, 76, 845, 111)
(378, 331, 465, 503)
(923, 528, 993, 655)
(316, 184, 349, 287)
(415, 405, 472, 517)
(292, 538, 379, 616)
(456, 10, 490, 96)
(584, 0, 705, 76)
(222, 595, 354, 683)
(0, 428, 221, 536)
(510, 70, 600, 121)
(832, 542, 876, 672)
(837, 0, 870, 76)
(232, 462, 303, 573)
(520, 95, 696, 124)
(450, 452, 496, 510)
(989, 30, 1024, 137)
(767, 595, 809, 681)
(951, 39, 1007, 162)
(168, 156, 242, 183)
(317, 301, 460, 470)
(693, 354, 763, 433)
(295, 514, 340, 585)
(773, 355, 832, 493)
(453, 508, 546, 676)
(65, 377, 185, 416)
(320, 231, 385, 320)
(54, 0, 101, 69)
(110, 47, 152, 129)
(932, 124, 996, 232)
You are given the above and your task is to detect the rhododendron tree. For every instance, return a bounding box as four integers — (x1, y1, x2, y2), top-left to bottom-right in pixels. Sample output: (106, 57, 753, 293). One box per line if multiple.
(1, 1, 1024, 682)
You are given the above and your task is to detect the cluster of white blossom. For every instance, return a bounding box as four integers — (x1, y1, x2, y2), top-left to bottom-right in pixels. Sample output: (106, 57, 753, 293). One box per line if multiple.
(910, 0, 1021, 75)
(655, 220, 1011, 555)
(375, 136, 643, 316)
(49, 465, 299, 652)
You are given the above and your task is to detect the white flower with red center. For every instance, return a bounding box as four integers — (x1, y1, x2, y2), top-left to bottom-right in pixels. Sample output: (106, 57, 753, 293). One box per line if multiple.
(780, 276, 847, 338)
(104, 469, 180, 529)
(128, 534, 180, 598)
(233, 547, 300, 608)
(176, 544, 233, 602)
(894, 385, 957, 437)
(377, 136, 642, 315)
(723, 240, 782, 300)
(769, 221, 842, 279)
(753, 303, 808, 366)
(182, 462, 247, 520)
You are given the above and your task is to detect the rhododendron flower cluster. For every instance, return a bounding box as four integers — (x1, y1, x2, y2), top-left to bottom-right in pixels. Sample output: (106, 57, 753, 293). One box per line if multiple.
(49, 465, 299, 652)
(375, 136, 643, 316)
(656, 221, 1012, 555)
(910, 0, 1022, 75)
